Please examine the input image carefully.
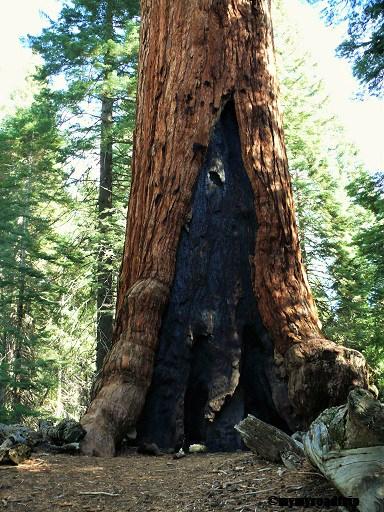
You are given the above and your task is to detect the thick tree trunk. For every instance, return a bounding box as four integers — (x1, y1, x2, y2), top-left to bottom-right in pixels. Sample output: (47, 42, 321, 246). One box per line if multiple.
(81, 0, 371, 456)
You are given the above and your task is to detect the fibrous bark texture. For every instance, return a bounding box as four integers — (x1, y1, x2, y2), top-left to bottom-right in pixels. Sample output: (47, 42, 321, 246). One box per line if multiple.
(80, 0, 371, 456)
(235, 414, 305, 465)
(137, 102, 289, 451)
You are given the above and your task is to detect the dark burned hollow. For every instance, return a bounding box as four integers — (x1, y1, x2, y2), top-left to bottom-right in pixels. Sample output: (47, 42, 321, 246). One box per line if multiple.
(137, 101, 289, 452)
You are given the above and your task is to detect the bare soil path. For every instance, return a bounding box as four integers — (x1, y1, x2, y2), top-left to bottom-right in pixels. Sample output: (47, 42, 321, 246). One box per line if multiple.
(0, 451, 346, 512)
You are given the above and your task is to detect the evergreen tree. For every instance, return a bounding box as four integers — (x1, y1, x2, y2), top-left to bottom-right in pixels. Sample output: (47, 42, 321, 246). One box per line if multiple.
(275, 0, 383, 392)
(310, 0, 384, 96)
(276, 0, 358, 321)
(339, 171, 384, 392)
(29, 0, 140, 370)
(0, 91, 78, 421)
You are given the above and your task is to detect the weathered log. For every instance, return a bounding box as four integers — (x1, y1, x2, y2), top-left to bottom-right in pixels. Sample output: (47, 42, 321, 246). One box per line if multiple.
(303, 388, 384, 512)
(39, 442, 81, 454)
(0, 423, 39, 446)
(235, 390, 384, 511)
(0, 438, 32, 465)
(0, 419, 85, 465)
(235, 414, 305, 467)
(38, 419, 86, 445)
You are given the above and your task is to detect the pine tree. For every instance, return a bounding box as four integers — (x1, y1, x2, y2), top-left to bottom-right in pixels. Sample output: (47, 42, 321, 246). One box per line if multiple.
(275, 0, 383, 393)
(337, 171, 384, 392)
(0, 91, 77, 421)
(29, 0, 140, 370)
(310, 0, 384, 96)
(275, 0, 361, 322)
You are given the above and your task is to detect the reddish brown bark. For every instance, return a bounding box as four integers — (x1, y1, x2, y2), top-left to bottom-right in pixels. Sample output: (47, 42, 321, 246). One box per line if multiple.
(81, 0, 371, 456)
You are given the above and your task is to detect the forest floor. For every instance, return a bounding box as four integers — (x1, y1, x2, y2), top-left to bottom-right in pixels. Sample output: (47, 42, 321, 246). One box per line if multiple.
(0, 450, 352, 512)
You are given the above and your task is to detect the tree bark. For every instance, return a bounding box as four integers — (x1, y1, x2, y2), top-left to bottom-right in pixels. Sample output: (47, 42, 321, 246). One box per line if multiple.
(96, 0, 115, 372)
(234, 414, 305, 465)
(81, 0, 371, 456)
(96, 94, 114, 372)
(12, 169, 31, 421)
(13, 215, 26, 416)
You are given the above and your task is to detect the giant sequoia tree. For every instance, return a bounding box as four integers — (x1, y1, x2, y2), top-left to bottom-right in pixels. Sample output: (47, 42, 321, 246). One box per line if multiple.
(81, 0, 372, 456)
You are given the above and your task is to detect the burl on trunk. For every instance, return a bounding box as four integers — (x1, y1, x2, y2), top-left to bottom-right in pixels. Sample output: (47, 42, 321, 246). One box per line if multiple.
(81, 0, 371, 456)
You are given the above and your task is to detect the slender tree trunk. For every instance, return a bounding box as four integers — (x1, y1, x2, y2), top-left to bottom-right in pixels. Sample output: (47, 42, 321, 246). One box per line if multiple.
(81, 0, 371, 456)
(13, 233, 26, 416)
(96, 95, 114, 372)
(13, 176, 30, 420)
(55, 366, 64, 418)
(96, 0, 115, 372)
(0, 331, 7, 409)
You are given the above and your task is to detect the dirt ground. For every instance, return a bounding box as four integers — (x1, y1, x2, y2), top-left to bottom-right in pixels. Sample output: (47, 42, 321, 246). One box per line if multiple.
(0, 451, 353, 512)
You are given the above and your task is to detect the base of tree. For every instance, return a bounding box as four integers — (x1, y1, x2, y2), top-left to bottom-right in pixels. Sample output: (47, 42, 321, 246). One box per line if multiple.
(80, 105, 371, 456)
(136, 102, 290, 451)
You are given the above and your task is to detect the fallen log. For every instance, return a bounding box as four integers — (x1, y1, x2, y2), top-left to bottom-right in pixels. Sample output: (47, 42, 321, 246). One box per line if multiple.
(0, 423, 39, 446)
(0, 419, 85, 465)
(235, 388, 384, 512)
(39, 442, 82, 454)
(234, 414, 305, 468)
(303, 388, 384, 512)
(0, 437, 32, 465)
(38, 419, 86, 445)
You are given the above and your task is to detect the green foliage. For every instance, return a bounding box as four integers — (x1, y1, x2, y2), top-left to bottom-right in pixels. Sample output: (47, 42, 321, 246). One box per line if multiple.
(310, 0, 384, 97)
(28, 0, 140, 238)
(0, 90, 93, 422)
(276, 1, 358, 319)
(341, 172, 384, 391)
(28, 0, 140, 372)
(276, 0, 383, 392)
(28, 0, 139, 137)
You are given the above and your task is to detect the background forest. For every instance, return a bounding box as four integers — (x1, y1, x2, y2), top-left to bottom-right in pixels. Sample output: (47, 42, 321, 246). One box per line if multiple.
(0, 0, 383, 424)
